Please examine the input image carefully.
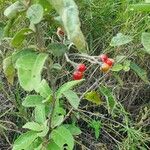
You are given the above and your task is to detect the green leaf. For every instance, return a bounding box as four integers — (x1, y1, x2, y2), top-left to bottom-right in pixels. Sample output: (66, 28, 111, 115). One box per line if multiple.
(47, 140, 61, 150)
(36, 79, 52, 98)
(23, 122, 44, 132)
(48, 43, 68, 57)
(50, 126, 74, 150)
(51, 115, 64, 128)
(123, 60, 131, 72)
(56, 79, 84, 99)
(15, 53, 48, 91)
(110, 33, 133, 47)
(26, 4, 44, 24)
(51, 106, 66, 128)
(64, 124, 82, 136)
(90, 120, 102, 139)
(25, 138, 42, 150)
(12, 48, 36, 64)
(12, 131, 38, 150)
(11, 28, 33, 48)
(63, 90, 80, 109)
(85, 91, 102, 105)
(37, 127, 49, 137)
(22, 95, 43, 107)
(4, 1, 25, 19)
(141, 32, 150, 54)
(99, 86, 117, 114)
(129, 3, 150, 12)
(34, 144, 43, 150)
(3, 56, 15, 85)
(130, 62, 149, 84)
(37, 122, 49, 137)
(54, 107, 66, 116)
(35, 104, 46, 124)
(111, 64, 123, 72)
(16, 54, 36, 69)
(49, 0, 87, 53)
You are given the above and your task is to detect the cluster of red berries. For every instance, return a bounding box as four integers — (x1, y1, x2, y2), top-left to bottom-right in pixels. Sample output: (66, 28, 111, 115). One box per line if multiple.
(99, 54, 114, 72)
(56, 27, 114, 78)
(73, 64, 86, 80)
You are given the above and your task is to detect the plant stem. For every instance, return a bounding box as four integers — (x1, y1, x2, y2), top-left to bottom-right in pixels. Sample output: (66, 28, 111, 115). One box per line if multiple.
(46, 78, 57, 138)
(35, 24, 45, 52)
(64, 53, 78, 67)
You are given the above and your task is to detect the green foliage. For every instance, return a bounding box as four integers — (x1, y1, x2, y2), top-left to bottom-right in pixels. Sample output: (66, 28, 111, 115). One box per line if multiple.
(34, 105, 46, 124)
(36, 79, 52, 98)
(26, 4, 44, 24)
(15, 52, 48, 91)
(85, 91, 102, 105)
(63, 90, 80, 109)
(51, 115, 64, 129)
(22, 95, 43, 107)
(11, 28, 33, 48)
(90, 120, 102, 139)
(56, 79, 84, 99)
(111, 60, 131, 72)
(64, 124, 82, 136)
(111, 63, 123, 72)
(12, 49, 36, 64)
(48, 0, 87, 53)
(37, 122, 49, 137)
(23, 122, 44, 132)
(12, 131, 38, 150)
(50, 126, 74, 150)
(99, 86, 117, 114)
(110, 33, 133, 47)
(48, 43, 68, 57)
(3, 56, 15, 84)
(123, 60, 131, 72)
(47, 141, 60, 150)
(4, 1, 25, 19)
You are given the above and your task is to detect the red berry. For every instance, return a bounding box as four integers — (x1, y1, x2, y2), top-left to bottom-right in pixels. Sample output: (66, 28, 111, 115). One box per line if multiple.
(57, 27, 64, 36)
(77, 64, 86, 72)
(99, 54, 108, 62)
(73, 71, 83, 80)
(105, 58, 114, 66)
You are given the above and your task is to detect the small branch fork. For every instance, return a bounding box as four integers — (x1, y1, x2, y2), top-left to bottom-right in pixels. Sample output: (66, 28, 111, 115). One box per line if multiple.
(64, 52, 102, 68)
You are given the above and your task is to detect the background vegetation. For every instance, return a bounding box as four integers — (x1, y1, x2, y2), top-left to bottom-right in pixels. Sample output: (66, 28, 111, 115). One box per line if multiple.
(0, 0, 150, 150)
